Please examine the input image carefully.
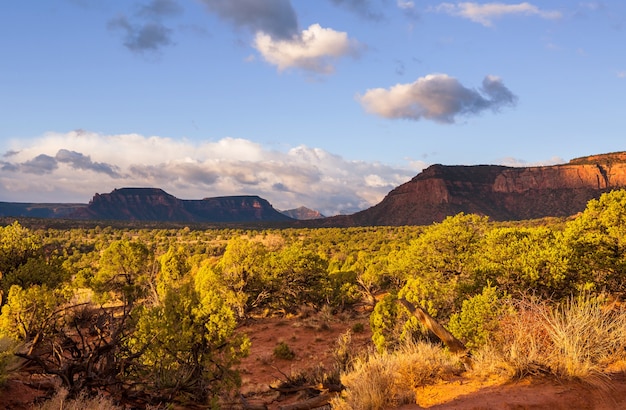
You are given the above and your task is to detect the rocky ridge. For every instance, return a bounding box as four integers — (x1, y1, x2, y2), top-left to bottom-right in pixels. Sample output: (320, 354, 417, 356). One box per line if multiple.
(315, 151, 626, 226)
(71, 188, 293, 222)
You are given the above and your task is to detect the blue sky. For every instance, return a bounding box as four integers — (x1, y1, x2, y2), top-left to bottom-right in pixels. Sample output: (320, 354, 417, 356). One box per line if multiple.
(1, 1, 625, 215)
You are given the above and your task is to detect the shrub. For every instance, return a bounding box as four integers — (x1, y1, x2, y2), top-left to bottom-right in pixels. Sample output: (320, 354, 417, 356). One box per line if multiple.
(448, 284, 507, 350)
(273, 342, 295, 360)
(351, 322, 365, 333)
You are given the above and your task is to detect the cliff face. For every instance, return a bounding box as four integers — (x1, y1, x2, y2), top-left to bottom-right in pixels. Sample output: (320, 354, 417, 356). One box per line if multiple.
(280, 206, 325, 220)
(70, 188, 293, 222)
(321, 152, 626, 226)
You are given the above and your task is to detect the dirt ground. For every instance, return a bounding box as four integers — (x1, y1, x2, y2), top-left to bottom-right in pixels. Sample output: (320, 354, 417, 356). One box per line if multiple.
(3, 310, 626, 410)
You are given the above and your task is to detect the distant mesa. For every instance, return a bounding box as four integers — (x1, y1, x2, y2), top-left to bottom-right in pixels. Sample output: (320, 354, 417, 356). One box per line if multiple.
(0, 188, 294, 223)
(280, 206, 325, 220)
(71, 188, 294, 222)
(2, 152, 626, 226)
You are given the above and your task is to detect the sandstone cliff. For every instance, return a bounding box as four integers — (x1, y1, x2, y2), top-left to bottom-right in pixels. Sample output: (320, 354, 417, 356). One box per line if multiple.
(69, 188, 293, 222)
(316, 152, 626, 226)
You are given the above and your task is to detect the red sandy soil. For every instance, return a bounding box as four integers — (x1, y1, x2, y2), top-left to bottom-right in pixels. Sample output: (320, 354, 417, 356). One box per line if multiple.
(3, 310, 626, 410)
(235, 311, 626, 410)
(400, 372, 626, 410)
(235, 309, 373, 409)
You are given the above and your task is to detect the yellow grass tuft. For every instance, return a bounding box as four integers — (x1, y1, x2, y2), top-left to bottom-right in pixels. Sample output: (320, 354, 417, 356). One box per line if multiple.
(331, 341, 460, 410)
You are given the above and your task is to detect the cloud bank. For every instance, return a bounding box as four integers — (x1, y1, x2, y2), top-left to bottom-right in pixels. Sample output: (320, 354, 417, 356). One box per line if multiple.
(0, 132, 419, 216)
(432, 2, 562, 26)
(357, 74, 518, 123)
(254, 24, 361, 73)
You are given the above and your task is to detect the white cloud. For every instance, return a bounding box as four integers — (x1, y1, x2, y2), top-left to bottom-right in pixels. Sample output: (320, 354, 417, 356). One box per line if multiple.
(357, 74, 517, 123)
(254, 23, 361, 74)
(0, 131, 419, 216)
(432, 2, 562, 27)
(397, 0, 415, 10)
(497, 156, 564, 167)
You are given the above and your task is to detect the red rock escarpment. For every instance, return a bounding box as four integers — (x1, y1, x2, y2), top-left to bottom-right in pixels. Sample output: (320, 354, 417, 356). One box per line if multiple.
(321, 152, 626, 226)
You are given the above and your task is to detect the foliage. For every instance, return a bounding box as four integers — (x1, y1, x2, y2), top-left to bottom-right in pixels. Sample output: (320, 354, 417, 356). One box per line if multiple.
(564, 190, 626, 294)
(1, 257, 68, 295)
(542, 294, 626, 379)
(370, 293, 420, 352)
(0, 284, 68, 341)
(0, 221, 40, 279)
(91, 239, 154, 307)
(195, 237, 268, 318)
(448, 284, 508, 350)
(476, 227, 571, 299)
(390, 213, 487, 285)
(265, 243, 328, 312)
(132, 282, 249, 403)
(157, 245, 190, 300)
(324, 270, 362, 310)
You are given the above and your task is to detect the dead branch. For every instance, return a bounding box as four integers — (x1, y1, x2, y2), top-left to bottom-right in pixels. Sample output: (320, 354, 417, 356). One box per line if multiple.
(397, 298, 468, 355)
(278, 393, 333, 410)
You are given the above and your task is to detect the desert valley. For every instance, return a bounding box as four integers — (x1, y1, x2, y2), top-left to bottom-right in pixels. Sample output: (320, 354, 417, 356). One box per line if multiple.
(1, 153, 626, 409)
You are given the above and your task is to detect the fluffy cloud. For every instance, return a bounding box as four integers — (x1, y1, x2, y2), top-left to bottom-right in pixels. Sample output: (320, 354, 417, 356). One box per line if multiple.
(254, 24, 361, 73)
(0, 131, 419, 216)
(201, 0, 299, 39)
(432, 2, 562, 26)
(357, 74, 517, 123)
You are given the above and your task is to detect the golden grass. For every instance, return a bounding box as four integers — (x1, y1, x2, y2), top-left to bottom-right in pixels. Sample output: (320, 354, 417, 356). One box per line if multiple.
(37, 388, 122, 410)
(332, 295, 626, 409)
(484, 295, 626, 384)
(331, 341, 460, 410)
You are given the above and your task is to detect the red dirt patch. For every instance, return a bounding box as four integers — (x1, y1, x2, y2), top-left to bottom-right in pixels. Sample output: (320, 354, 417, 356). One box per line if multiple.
(396, 373, 626, 410)
(236, 309, 372, 409)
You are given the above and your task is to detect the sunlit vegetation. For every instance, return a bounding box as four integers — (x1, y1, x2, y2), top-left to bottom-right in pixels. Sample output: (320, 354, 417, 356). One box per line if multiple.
(1, 190, 626, 408)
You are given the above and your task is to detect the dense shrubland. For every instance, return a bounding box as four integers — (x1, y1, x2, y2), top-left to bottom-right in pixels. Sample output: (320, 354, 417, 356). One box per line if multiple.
(1, 191, 626, 408)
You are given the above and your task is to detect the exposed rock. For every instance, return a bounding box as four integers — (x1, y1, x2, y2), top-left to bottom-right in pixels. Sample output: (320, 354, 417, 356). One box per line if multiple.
(280, 206, 325, 220)
(315, 152, 626, 226)
(69, 188, 293, 222)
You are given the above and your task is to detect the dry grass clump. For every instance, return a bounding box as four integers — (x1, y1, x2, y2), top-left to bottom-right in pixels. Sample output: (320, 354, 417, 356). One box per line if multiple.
(0, 336, 17, 386)
(481, 295, 626, 384)
(543, 295, 626, 380)
(37, 388, 122, 410)
(331, 341, 460, 410)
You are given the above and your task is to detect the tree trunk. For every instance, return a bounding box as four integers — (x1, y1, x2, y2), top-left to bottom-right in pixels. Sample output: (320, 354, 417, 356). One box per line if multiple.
(278, 393, 333, 410)
(397, 298, 468, 355)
